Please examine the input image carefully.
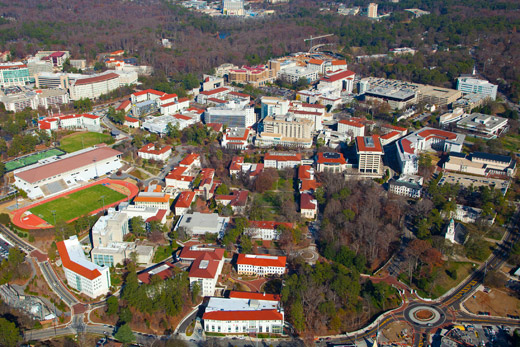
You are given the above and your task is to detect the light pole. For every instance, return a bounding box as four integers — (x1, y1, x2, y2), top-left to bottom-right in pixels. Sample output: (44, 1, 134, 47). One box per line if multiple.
(100, 195, 105, 212)
(51, 210, 57, 227)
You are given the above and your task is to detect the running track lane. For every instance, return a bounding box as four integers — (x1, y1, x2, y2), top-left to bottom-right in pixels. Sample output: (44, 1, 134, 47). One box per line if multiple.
(12, 178, 139, 230)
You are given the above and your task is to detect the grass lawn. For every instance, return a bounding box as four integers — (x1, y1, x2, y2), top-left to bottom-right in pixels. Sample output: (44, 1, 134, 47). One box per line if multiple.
(59, 132, 114, 153)
(30, 185, 126, 224)
(153, 242, 177, 263)
(501, 134, 520, 153)
(430, 261, 476, 298)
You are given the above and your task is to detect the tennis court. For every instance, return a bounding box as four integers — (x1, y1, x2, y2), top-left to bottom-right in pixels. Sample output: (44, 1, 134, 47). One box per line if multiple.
(5, 148, 65, 172)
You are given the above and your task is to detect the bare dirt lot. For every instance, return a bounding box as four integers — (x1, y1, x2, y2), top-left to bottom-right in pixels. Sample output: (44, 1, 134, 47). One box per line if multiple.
(464, 288, 520, 316)
(381, 320, 413, 345)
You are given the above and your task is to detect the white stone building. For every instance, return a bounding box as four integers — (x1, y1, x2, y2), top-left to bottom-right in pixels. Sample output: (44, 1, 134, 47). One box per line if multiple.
(57, 236, 110, 299)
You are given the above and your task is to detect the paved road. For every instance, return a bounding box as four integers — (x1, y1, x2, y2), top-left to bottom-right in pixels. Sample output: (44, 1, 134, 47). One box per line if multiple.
(0, 223, 35, 253)
(327, 206, 520, 347)
(39, 261, 79, 307)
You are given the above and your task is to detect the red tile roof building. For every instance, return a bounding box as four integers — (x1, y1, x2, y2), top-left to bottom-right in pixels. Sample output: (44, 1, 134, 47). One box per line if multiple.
(137, 143, 172, 162)
(317, 152, 347, 173)
(236, 254, 286, 276)
(165, 166, 195, 190)
(174, 191, 196, 215)
(338, 119, 365, 137)
(318, 69, 356, 94)
(134, 192, 171, 209)
(355, 136, 384, 175)
(264, 152, 302, 170)
(57, 236, 110, 298)
(185, 246, 225, 296)
(179, 153, 201, 169)
(137, 262, 176, 284)
(300, 193, 318, 219)
(215, 190, 248, 214)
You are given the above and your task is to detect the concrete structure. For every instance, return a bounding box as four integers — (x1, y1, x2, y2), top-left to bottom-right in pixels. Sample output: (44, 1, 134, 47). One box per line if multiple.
(443, 152, 516, 177)
(201, 75, 225, 91)
(257, 115, 313, 149)
(279, 66, 318, 84)
(175, 212, 229, 237)
(0, 63, 30, 87)
(137, 143, 172, 162)
(356, 135, 384, 175)
(222, 128, 250, 150)
(91, 210, 129, 248)
(457, 76, 497, 100)
(260, 97, 290, 119)
(1, 87, 69, 112)
(388, 174, 423, 198)
(367, 2, 378, 18)
(14, 146, 122, 199)
(396, 128, 465, 175)
(439, 108, 466, 126)
(90, 209, 154, 266)
(236, 254, 286, 276)
(222, 0, 244, 15)
(228, 65, 276, 87)
(68, 72, 121, 100)
(204, 101, 255, 128)
(264, 152, 302, 169)
(245, 221, 292, 240)
(317, 152, 347, 173)
(338, 119, 365, 137)
(57, 236, 110, 298)
(456, 113, 508, 139)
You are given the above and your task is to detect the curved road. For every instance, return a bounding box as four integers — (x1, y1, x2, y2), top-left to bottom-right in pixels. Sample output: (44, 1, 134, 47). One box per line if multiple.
(329, 208, 520, 347)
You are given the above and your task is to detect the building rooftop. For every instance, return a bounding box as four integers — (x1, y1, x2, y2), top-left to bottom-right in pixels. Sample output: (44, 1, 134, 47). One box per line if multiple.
(203, 309, 283, 322)
(57, 236, 104, 280)
(206, 296, 279, 313)
(175, 191, 196, 208)
(237, 253, 286, 268)
(356, 135, 383, 153)
(15, 146, 121, 184)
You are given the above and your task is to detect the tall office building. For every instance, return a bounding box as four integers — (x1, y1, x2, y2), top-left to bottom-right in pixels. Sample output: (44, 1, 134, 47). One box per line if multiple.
(356, 135, 384, 175)
(367, 3, 378, 18)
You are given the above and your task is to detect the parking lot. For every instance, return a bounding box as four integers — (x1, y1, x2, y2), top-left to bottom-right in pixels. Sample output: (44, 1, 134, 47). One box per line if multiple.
(443, 324, 513, 347)
(0, 235, 12, 261)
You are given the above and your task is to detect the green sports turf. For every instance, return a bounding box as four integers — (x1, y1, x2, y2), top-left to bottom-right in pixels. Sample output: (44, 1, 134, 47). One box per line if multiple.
(30, 184, 126, 224)
(5, 148, 65, 172)
(59, 132, 114, 153)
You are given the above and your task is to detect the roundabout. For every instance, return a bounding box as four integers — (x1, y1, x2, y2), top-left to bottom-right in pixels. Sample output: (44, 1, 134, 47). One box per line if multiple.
(403, 303, 447, 328)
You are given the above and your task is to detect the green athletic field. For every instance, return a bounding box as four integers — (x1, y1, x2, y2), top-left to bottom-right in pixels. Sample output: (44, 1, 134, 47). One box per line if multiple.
(5, 148, 65, 172)
(30, 184, 126, 224)
(59, 132, 114, 153)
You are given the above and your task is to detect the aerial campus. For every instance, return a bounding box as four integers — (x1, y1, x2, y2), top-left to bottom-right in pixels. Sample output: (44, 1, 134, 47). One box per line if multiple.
(0, 1, 520, 347)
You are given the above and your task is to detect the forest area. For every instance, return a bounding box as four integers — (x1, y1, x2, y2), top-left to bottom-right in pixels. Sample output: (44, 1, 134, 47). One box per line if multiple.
(0, 0, 519, 100)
